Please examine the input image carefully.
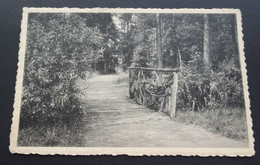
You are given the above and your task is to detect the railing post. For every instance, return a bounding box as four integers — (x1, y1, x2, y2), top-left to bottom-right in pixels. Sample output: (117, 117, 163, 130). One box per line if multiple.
(129, 69, 134, 99)
(170, 72, 178, 118)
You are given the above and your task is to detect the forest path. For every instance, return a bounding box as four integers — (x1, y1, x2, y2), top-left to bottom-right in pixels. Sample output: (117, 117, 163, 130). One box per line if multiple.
(78, 74, 247, 147)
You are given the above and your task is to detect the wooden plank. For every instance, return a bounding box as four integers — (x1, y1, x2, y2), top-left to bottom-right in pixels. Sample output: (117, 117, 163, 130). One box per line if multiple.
(170, 72, 178, 118)
(167, 94, 171, 115)
(128, 67, 180, 73)
(129, 69, 134, 99)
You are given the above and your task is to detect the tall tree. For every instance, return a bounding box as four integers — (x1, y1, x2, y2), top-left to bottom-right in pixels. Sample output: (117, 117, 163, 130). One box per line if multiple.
(82, 13, 119, 74)
(156, 13, 163, 69)
(156, 13, 163, 85)
(203, 14, 211, 75)
(104, 14, 109, 74)
(118, 13, 134, 69)
(129, 13, 157, 67)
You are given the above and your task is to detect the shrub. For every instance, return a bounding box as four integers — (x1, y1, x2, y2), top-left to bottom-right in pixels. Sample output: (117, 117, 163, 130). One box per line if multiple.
(178, 54, 244, 110)
(19, 13, 104, 128)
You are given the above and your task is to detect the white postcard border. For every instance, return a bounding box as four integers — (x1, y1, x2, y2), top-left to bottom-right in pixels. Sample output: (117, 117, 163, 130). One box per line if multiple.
(10, 7, 255, 156)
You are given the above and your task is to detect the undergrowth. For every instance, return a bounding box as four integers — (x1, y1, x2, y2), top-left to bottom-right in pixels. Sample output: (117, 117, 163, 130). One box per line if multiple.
(18, 116, 85, 146)
(174, 107, 248, 141)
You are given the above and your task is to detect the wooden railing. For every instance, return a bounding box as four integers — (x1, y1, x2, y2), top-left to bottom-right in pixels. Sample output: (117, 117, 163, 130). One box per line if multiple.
(128, 67, 180, 118)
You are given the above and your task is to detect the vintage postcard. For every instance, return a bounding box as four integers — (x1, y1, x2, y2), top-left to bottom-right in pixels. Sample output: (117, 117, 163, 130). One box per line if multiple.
(10, 8, 254, 156)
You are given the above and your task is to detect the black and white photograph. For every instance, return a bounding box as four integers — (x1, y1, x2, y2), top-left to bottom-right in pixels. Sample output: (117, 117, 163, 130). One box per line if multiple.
(10, 8, 254, 156)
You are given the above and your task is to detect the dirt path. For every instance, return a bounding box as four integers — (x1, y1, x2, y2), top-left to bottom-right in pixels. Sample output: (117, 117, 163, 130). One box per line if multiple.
(78, 74, 247, 147)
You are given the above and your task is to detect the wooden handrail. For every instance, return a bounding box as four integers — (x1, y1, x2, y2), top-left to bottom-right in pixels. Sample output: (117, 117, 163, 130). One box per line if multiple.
(128, 67, 180, 72)
(128, 66, 179, 117)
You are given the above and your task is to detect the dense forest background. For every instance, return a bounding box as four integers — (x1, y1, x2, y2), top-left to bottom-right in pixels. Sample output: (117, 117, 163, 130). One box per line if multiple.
(18, 12, 247, 146)
(117, 13, 243, 110)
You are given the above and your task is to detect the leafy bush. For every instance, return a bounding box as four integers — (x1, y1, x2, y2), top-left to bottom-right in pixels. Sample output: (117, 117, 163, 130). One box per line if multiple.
(20, 13, 104, 128)
(178, 53, 244, 110)
(213, 58, 244, 107)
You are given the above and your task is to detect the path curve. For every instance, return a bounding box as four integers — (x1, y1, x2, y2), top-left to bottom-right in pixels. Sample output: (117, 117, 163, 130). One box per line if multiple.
(78, 74, 247, 147)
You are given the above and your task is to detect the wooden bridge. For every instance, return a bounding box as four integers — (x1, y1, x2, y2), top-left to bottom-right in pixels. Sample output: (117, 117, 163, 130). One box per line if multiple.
(129, 67, 180, 118)
(77, 73, 246, 147)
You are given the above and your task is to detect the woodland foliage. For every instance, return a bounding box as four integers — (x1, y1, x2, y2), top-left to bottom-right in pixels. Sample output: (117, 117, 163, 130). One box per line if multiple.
(117, 13, 244, 111)
(20, 13, 105, 128)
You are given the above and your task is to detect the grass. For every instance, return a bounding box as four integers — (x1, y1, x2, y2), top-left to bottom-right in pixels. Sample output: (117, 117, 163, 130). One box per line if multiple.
(18, 116, 85, 147)
(174, 107, 248, 141)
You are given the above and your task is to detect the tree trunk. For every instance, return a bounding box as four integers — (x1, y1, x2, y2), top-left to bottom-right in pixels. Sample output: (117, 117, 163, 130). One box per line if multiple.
(172, 14, 179, 68)
(232, 15, 239, 58)
(126, 19, 129, 32)
(203, 14, 211, 76)
(156, 14, 163, 69)
(156, 14, 163, 85)
(104, 15, 109, 74)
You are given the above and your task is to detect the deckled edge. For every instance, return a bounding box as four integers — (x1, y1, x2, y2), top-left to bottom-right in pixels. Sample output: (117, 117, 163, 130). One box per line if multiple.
(236, 8, 255, 156)
(9, 7, 255, 157)
(9, 7, 28, 154)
